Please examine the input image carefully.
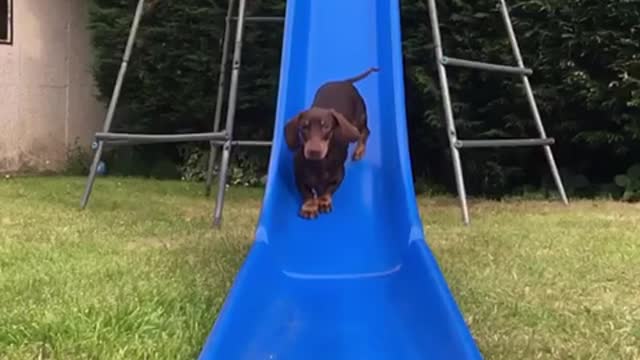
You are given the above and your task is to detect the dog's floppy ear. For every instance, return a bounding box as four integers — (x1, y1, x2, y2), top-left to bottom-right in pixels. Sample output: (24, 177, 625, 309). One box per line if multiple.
(330, 109, 360, 143)
(284, 112, 302, 149)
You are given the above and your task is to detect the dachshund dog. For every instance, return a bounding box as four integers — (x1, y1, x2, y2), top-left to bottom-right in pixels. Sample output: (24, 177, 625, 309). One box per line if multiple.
(284, 67, 378, 219)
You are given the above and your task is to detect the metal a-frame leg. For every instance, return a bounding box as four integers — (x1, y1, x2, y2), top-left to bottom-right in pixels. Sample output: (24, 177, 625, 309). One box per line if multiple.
(212, 0, 248, 227)
(426, 0, 568, 225)
(427, 0, 471, 225)
(205, 0, 236, 197)
(498, 0, 568, 205)
(80, 0, 146, 209)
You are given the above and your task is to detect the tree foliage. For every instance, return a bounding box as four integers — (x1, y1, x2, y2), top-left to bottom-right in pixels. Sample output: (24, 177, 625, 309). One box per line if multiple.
(87, 0, 640, 197)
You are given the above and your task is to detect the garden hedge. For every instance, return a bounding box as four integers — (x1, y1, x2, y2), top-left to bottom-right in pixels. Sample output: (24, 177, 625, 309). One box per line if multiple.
(87, 0, 640, 198)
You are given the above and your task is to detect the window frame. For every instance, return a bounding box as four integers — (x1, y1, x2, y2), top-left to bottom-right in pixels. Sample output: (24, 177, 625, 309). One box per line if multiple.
(0, 0, 13, 45)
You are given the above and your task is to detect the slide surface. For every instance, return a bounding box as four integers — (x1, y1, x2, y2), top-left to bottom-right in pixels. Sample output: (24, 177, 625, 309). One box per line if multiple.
(198, 0, 482, 358)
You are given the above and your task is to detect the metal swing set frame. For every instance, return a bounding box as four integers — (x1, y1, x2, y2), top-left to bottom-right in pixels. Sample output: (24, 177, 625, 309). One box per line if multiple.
(79, 0, 568, 226)
(79, 0, 281, 227)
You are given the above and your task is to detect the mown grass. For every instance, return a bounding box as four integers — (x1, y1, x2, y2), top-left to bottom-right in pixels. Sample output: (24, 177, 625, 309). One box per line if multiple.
(0, 176, 638, 359)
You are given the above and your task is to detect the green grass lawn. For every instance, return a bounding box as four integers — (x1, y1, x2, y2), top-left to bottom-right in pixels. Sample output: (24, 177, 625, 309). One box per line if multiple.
(1, 176, 639, 359)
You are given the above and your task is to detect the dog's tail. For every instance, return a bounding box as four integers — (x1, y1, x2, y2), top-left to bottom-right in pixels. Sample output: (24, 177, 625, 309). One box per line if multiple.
(344, 67, 380, 83)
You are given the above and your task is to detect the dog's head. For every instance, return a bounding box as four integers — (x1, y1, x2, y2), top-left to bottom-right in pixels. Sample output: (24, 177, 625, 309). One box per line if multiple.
(284, 107, 360, 160)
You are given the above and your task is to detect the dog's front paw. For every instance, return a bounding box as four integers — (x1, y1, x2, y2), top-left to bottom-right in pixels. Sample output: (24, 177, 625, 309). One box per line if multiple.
(318, 194, 333, 213)
(299, 199, 319, 219)
(352, 144, 366, 161)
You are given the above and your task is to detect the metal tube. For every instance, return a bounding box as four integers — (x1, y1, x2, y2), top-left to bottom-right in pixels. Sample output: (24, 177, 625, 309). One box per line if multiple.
(455, 138, 555, 149)
(499, 0, 568, 205)
(427, 0, 470, 225)
(213, 0, 248, 227)
(80, 0, 146, 209)
(95, 131, 227, 143)
(206, 0, 236, 197)
(210, 140, 272, 147)
(213, 142, 232, 227)
(231, 16, 284, 22)
(441, 56, 532, 76)
(95, 139, 140, 147)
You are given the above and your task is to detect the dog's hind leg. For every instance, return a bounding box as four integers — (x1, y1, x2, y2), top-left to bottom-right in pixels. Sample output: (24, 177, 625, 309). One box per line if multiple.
(353, 116, 370, 161)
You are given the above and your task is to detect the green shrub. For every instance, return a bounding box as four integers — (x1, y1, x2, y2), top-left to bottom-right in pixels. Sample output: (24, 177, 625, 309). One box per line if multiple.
(176, 144, 268, 187)
(614, 164, 640, 202)
(63, 138, 92, 176)
(400, 0, 640, 195)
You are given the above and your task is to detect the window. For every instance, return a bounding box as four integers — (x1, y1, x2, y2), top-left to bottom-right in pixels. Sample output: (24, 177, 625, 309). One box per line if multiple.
(0, 0, 12, 45)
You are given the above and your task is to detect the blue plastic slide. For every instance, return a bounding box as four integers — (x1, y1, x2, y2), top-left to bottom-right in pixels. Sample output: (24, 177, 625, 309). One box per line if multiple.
(198, 0, 483, 358)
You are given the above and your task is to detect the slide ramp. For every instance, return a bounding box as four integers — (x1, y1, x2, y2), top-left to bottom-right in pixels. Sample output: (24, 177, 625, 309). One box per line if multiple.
(198, 0, 483, 358)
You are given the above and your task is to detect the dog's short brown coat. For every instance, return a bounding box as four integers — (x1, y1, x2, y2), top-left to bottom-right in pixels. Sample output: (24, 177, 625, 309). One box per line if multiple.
(284, 67, 378, 219)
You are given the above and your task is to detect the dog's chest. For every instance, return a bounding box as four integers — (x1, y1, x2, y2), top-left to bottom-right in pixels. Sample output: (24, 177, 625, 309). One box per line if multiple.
(304, 164, 333, 184)
(295, 148, 347, 190)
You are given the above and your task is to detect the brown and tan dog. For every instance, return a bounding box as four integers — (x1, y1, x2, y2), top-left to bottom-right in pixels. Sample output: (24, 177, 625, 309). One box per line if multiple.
(284, 67, 379, 219)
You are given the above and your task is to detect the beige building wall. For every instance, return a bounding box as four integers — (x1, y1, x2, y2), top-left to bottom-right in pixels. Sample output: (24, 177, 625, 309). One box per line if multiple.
(0, 0, 105, 173)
